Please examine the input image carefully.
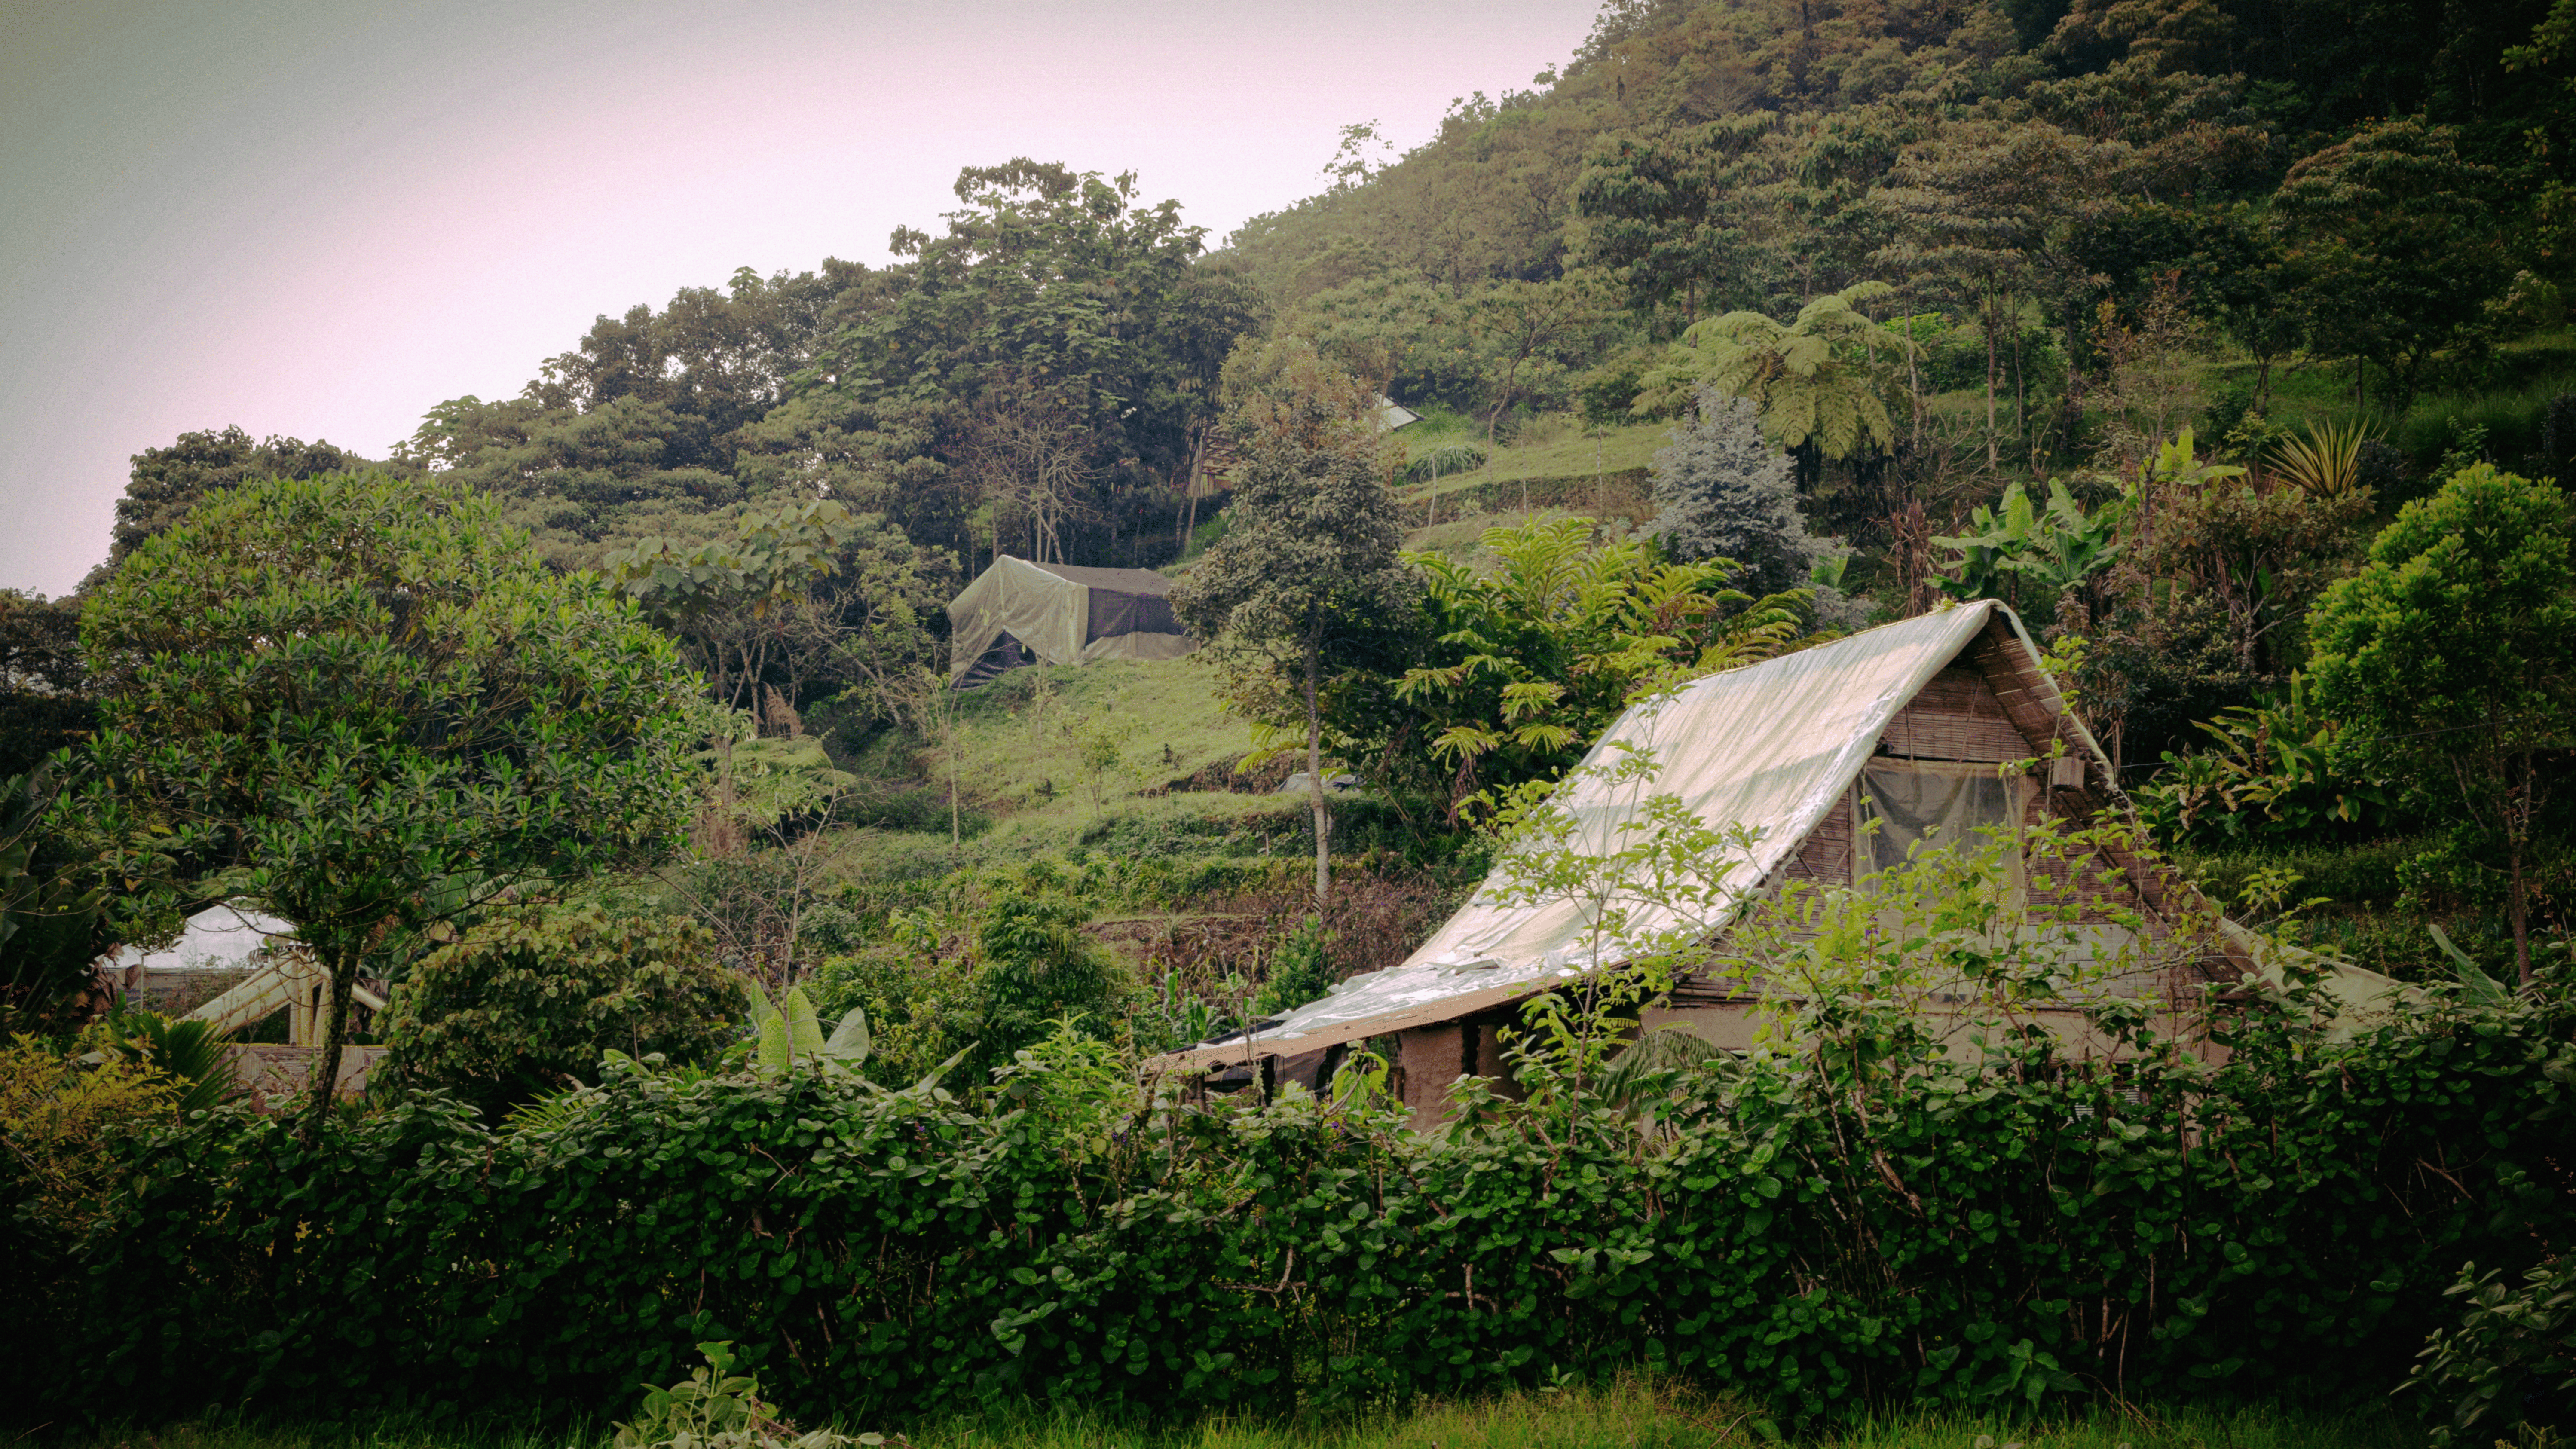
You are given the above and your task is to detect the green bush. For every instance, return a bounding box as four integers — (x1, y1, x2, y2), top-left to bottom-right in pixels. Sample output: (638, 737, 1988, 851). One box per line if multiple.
(30, 981, 2576, 1430)
(809, 925, 969, 1088)
(615, 1341, 869, 1449)
(382, 905, 743, 1116)
(1399, 441, 1490, 484)
(1254, 916, 1332, 1016)
(2409, 1255, 2576, 1444)
(2176, 837, 2417, 910)
(970, 893, 1129, 1070)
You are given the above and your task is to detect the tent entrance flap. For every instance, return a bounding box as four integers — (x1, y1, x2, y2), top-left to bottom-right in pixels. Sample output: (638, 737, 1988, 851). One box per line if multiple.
(957, 630, 1032, 691)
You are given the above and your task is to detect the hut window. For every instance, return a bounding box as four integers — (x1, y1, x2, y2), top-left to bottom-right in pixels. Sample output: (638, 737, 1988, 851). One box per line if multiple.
(1857, 759, 2022, 877)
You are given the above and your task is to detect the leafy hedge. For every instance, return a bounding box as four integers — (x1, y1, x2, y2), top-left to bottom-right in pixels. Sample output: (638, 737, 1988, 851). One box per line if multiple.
(21, 996, 2576, 1430)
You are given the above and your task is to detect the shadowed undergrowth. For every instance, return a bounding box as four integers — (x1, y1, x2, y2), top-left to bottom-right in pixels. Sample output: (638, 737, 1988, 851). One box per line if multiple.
(40, 1385, 2420, 1449)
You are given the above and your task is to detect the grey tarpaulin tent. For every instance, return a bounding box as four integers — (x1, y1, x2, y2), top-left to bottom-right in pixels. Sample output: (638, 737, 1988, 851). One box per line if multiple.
(947, 556, 1196, 689)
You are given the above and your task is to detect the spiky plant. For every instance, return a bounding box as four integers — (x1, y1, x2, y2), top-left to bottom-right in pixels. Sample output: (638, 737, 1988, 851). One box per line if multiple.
(2268, 420, 2372, 499)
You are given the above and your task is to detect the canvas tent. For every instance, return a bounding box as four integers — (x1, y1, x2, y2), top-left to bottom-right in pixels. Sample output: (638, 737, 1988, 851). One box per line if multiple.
(1157, 600, 2405, 1122)
(947, 556, 1195, 689)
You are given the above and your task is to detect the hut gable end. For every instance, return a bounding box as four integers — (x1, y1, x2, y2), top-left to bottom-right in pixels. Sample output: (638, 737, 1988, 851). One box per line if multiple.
(1878, 665, 2028, 762)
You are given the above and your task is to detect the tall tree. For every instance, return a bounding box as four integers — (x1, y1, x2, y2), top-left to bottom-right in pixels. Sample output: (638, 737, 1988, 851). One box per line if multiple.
(104, 427, 367, 575)
(2273, 120, 2512, 413)
(1384, 514, 1807, 820)
(2307, 465, 2576, 985)
(0, 592, 92, 782)
(0, 766, 110, 1030)
(1463, 277, 1612, 464)
(607, 499, 859, 712)
(1570, 114, 1779, 329)
(1171, 342, 1411, 902)
(1871, 119, 2104, 470)
(74, 473, 701, 1135)
(400, 394, 740, 572)
(805, 160, 1261, 569)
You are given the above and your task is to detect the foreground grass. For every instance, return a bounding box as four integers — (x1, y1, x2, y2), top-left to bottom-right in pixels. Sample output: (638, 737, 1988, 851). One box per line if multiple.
(48, 1384, 2425, 1449)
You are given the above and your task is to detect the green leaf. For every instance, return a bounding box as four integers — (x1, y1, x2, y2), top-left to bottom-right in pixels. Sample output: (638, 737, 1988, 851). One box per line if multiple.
(824, 1006, 873, 1063)
(784, 986, 825, 1054)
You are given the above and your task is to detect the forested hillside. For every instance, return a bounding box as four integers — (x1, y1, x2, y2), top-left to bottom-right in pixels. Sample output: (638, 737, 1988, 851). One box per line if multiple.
(1, 0, 2567, 971)
(10, 3, 2576, 1436)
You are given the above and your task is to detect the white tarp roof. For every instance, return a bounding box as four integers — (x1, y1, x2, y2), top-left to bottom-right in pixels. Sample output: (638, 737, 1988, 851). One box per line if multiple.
(1166, 601, 2072, 1068)
(108, 900, 297, 972)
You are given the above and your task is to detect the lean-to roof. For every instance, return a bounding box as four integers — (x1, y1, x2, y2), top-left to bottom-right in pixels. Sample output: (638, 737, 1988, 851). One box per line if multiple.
(1160, 600, 2105, 1070)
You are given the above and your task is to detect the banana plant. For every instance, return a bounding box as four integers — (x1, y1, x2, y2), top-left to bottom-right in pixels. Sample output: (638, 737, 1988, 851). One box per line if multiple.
(2429, 924, 2515, 1010)
(744, 981, 871, 1069)
(1933, 479, 2122, 607)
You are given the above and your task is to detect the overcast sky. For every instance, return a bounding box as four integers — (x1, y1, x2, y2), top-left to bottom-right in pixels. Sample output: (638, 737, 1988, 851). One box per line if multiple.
(0, 0, 1598, 596)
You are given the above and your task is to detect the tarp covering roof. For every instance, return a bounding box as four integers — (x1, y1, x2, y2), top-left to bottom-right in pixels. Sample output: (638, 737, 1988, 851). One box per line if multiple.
(1164, 601, 2083, 1068)
(108, 901, 296, 973)
(947, 556, 1195, 685)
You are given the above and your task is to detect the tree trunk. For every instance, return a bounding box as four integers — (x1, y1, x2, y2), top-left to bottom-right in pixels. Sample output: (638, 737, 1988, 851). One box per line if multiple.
(1175, 427, 1207, 550)
(2512, 750, 2533, 987)
(1906, 332, 1924, 462)
(1984, 290, 2000, 471)
(2013, 326, 2026, 440)
(301, 948, 358, 1144)
(1305, 644, 1331, 903)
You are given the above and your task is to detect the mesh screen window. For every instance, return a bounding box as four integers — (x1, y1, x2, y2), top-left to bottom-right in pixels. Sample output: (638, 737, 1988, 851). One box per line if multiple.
(1860, 759, 2016, 875)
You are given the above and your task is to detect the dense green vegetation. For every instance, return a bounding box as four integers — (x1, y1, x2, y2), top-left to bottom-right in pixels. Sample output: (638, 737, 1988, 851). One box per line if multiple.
(8, 0, 2576, 1438)
(24, 922, 2576, 1430)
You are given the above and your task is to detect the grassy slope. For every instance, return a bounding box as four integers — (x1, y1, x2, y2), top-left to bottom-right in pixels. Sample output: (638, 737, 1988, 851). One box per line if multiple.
(1389, 409, 1669, 506)
(46, 1388, 2417, 1449)
(825, 654, 1313, 883)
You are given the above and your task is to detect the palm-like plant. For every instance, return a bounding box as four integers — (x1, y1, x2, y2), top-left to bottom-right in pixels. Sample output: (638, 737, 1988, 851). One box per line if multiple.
(1639, 282, 1901, 460)
(88, 1009, 239, 1115)
(2267, 420, 2371, 499)
(2133, 671, 2387, 846)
